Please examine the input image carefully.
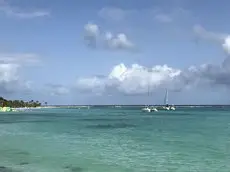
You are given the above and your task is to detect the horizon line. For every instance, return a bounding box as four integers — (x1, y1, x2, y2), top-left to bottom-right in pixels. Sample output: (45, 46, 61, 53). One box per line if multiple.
(43, 104, 230, 106)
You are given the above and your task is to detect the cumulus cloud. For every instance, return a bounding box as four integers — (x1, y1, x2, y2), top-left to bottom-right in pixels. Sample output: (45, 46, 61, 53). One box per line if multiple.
(84, 23, 136, 51)
(104, 32, 134, 50)
(75, 63, 180, 95)
(84, 23, 100, 48)
(80, 24, 230, 96)
(0, 0, 50, 19)
(74, 55, 230, 96)
(0, 63, 30, 94)
(222, 36, 230, 55)
(0, 53, 40, 95)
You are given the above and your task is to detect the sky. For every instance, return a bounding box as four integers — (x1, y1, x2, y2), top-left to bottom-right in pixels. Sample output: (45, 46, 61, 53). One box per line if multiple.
(1, 0, 230, 105)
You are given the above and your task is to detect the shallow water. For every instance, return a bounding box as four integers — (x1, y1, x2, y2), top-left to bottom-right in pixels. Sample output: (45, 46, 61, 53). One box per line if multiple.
(0, 107, 230, 172)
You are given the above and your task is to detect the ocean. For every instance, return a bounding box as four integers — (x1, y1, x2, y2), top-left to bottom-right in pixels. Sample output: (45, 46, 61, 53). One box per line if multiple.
(0, 107, 230, 172)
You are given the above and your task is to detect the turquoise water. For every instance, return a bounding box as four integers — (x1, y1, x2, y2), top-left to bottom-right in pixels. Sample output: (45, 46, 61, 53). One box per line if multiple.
(0, 107, 230, 172)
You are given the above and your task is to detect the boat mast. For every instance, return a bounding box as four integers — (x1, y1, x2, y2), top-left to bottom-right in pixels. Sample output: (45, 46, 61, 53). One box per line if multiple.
(147, 83, 150, 96)
(164, 88, 168, 105)
(145, 81, 151, 107)
(145, 83, 149, 107)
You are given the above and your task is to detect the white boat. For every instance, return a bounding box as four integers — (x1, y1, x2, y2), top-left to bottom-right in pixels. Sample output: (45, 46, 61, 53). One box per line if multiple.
(142, 106, 158, 112)
(162, 106, 170, 110)
(142, 106, 151, 112)
(170, 105, 176, 110)
(150, 106, 158, 112)
(141, 83, 158, 113)
(162, 89, 176, 111)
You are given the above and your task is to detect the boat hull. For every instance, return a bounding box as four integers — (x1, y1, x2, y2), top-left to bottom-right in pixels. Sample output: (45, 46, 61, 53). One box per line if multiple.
(142, 108, 151, 112)
(170, 107, 176, 110)
(142, 107, 158, 112)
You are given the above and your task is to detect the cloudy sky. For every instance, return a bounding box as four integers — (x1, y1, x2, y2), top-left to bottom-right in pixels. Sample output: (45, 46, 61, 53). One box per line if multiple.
(1, 0, 230, 105)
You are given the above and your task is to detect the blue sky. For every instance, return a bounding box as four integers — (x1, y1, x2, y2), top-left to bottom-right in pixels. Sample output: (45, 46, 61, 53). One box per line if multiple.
(1, 0, 230, 105)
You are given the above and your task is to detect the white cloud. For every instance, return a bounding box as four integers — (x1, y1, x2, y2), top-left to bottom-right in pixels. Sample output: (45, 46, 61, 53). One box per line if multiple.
(4, 9, 49, 19)
(0, 63, 19, 82)
(0, 0, 50, 19)
(75, 63, 181, 95)
(84, 23, 136, 51)
(76, 77, 106, 94)
(98, 7, 151, 23)
(79, 25, 230, 96)
(0, 63, 29, 94)
(104, 32, 134, 50)
(153, 8, 191, 25)
(193, 24, 226, 42)
(193, 24, 230, 55)
(222, 36, 230, 55)
(74, 55, 230, 95)
(84, 23, 100, 48)
(0, 52, 40, 95)
(98, 7, 190, 25)
(84, 23, 100, 37)
(0, 53, 40, 65)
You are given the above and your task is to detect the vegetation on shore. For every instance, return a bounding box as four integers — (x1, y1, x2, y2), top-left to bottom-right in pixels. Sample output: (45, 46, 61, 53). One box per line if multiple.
(0, 97, 46, 108)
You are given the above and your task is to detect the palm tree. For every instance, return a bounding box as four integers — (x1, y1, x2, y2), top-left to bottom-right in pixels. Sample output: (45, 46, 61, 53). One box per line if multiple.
(0, 100, 3, 107)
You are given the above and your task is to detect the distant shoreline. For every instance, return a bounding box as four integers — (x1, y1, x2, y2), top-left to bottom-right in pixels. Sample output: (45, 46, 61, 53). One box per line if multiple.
(11, 105, 230, 109)
(12, 106, 57, 109)
(41, 105, 230, 107)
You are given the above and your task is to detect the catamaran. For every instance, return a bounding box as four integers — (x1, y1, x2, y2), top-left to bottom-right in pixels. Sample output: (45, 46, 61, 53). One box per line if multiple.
(161, 89, 175, 111)
(141, 84, 158, 112)
(142, 106, 151, 112)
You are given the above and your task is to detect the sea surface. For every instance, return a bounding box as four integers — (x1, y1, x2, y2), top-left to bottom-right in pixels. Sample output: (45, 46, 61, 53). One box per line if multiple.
(0, 107, 230, 172)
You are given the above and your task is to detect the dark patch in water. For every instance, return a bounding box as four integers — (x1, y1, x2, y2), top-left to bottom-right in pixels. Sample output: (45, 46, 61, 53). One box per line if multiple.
(79, 118, 129, 122)
(19, 162, 29, 165)
(15, 151, 30, 156)
(0, 120, 53, 124)
(64, 165, 83, 172)
(80, 118, 114, 121)
(0, 149, 30, 157)
(87, 123, 136, 129)
(157, 129, 163, 132)
(0, 166, 14, 172)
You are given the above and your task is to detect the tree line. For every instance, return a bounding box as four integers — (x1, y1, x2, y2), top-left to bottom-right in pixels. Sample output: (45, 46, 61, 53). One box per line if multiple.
(0, 97, 47, 108)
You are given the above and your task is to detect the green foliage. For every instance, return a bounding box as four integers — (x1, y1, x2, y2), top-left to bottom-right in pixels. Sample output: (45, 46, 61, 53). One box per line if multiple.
(0, 97, 42, 108)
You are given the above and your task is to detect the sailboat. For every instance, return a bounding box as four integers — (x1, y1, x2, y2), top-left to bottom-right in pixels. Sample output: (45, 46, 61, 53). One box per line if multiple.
(162, 89, 175, 111)
(141, 84, 158, 112)
(162, 89, 170, 110)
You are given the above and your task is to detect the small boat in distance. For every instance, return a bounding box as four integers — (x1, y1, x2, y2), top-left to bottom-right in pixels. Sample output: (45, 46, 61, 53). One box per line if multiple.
(161, 89, 176, 111)
(142, 106, 158, 112)
(142, 106, 151, 112)
(150, 106, 158, 112)
(170, 104, 176, 110)
(141, 84, 158, 113)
